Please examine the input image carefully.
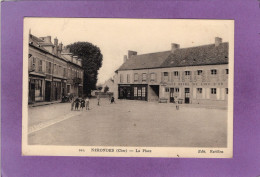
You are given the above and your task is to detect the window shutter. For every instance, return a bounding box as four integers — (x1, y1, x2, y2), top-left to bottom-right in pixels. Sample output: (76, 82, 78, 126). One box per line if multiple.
(139, 73, 142, 83)
(193, 71, 197, 82)
(182, 71, 185, 82)
(161, 72, 164, 83)
(216, 88, 220, 100)
(155, 73, 157, 82)
(193, 88, 196, 99)
(206, 88, 210, 99)
(168, 72, 170, 82)
(202, 88, 205, 99)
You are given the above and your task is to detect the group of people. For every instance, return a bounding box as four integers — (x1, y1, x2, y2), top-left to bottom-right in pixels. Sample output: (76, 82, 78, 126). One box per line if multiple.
(71, 97, 90, 111)
(71, 95, 116, 111)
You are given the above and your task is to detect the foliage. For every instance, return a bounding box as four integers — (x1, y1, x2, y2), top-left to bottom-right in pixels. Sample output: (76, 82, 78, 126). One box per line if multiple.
(104, 85, 109, 93)
(67, 42, 103, 95)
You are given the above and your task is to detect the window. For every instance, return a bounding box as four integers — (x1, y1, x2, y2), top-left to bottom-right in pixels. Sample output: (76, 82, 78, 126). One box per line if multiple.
(197, 88, 202, 94)
(174, 71, 179, 76)
(226, 69, 229, 74)
(211, 69, 217, 75)
(127, 74, 130, 83)
(211, 88, 217, 94)
(48, 62, 52, 74)
(54, 64, 57, 74)
(142, 87, 146, 97)
(134, 73, 138, 81)
(226, 88, 228, 94)
(120, 74, 124, 83)
(175, 88, 179, 93)
(64, 68, 66, 77)
(134, 87, 137, 96)
(197, 70, 203, 75)
(165, 87, 169, 92)
(142, 73, 147, 81)
(163, 72, 169, 81)
(185, 71, 191, 75)
(38, 60, 42, 72)
(150, 73, 155, 81)
(67, 85, 71, 94)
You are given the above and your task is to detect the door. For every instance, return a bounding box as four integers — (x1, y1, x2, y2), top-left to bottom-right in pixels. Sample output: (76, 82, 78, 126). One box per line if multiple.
(170, 88, 175, 103)
(185, 88, 190, 104)
(45, 81, 51, 101)
(29, 82, 35, 102)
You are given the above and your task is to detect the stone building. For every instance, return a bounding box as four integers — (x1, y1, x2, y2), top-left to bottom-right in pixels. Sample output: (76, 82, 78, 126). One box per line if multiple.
(116, 37, 229, 106)
(28, 34, 83, 103)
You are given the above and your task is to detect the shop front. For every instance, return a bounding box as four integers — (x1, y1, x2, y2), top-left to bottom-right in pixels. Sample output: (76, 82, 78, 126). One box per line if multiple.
(118, 84, 148, 101)
(29, 77, 45, 103)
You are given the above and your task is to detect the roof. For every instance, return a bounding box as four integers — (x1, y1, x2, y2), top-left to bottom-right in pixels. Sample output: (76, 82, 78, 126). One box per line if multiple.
(118, 51, 172, 70)
(161, 42, 228, 68)
(118, 42, 228, 71)
(29, 34, 49, 52)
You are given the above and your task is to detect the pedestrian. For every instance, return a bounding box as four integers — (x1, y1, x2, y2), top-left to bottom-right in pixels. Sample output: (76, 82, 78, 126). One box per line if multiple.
(71, 97, 75, 111)
(176, 97, 179, 110)
(85, 97, 90, 110)
(80, 98, 85, 111)
(97, 94, 100, 106)
(110, 96, 115, 104)
(75, 98, 80, 110)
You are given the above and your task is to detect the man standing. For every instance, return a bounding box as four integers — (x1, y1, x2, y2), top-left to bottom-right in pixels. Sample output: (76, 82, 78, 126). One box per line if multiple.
(97, 94, 100, 106)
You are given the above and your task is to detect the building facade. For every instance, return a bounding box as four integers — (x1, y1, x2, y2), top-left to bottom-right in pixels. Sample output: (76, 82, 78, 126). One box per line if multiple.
(28, 34, 83, 103)
(116, 37, 229, 106)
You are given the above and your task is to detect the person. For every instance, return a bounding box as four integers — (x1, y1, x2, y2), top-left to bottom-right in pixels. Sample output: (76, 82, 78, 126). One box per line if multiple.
(75, 98, 80, 110)
(71, 97, 75, 111)
(80, 98, 85, 111)
(97, 94, 100, 106)
(110, 96, 115, 104)
(175, 97, 179, 110)
(85, 97, 90, 110)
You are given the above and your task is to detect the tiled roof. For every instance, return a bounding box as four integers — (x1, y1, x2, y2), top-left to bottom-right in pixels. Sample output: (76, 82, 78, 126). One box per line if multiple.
(118, 42, 228, 71)
(161, 42, 228, 68)
(118, 51, 172, 70)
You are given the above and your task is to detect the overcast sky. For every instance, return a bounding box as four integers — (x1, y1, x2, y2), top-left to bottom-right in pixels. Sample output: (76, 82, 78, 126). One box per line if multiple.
(24, 18, 233, 84)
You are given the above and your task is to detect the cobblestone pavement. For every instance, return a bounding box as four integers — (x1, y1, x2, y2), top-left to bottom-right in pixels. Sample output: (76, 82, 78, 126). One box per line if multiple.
(28, 98, 228, 147)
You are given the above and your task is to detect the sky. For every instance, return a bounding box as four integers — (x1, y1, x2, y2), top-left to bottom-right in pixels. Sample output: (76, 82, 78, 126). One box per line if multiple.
(24, 18, 233, 84)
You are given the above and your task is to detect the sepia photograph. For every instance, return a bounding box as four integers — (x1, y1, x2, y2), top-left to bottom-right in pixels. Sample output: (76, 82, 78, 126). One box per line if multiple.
(22, 18, 234, 158)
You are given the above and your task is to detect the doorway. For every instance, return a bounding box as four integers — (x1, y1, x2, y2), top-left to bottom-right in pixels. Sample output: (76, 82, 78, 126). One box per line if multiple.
(185, 88, 190, 104)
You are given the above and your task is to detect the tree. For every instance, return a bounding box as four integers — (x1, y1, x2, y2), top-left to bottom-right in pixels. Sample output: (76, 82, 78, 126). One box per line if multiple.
(67, 42, 103, 95)
(104, 85, 109, 93)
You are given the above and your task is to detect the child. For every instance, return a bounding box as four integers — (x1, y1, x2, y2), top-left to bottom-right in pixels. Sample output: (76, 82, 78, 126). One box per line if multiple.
(75, 98, 80, 110)
(71, 97, 75, 111)
(80, 98, 85, 111)
(110, 96, 115, 104)
(85, 97, 90, 110)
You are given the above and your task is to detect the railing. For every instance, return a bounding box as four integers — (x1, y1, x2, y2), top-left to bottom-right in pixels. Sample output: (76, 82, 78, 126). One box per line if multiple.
(73, 77, 82, 84)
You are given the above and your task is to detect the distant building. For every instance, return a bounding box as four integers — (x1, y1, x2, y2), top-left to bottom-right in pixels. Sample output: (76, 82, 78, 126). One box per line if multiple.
(116, 37, 229, 106)
(28, 34, 83, 103)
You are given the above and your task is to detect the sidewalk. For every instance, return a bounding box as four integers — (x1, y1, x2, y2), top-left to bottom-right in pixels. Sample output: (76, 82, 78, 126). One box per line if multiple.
(29, 100, 61, 108)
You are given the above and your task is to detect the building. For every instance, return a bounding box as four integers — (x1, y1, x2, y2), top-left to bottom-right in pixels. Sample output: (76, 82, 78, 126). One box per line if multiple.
(61, 48, 84, 98)
(28, 34, 83, 103)
(116, 37, 229, 106)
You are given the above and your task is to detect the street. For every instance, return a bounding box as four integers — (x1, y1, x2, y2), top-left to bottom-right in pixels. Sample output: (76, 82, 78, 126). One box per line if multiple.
(28, 98, 227, 147)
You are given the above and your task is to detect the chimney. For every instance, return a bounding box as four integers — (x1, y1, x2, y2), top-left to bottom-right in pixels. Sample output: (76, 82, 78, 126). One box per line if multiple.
(57, 42, 63, 57)
(124, 55, 128, 63)
(215, 37, 222, 47)
(171, 43, 180, 53)
(128, 50, 137, 58)
(54, 37, 58, 46)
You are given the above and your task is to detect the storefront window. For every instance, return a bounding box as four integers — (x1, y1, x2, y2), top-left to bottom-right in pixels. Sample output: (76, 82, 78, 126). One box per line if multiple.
(134, 87, 137, 96)
(142, 87, 146, 97)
